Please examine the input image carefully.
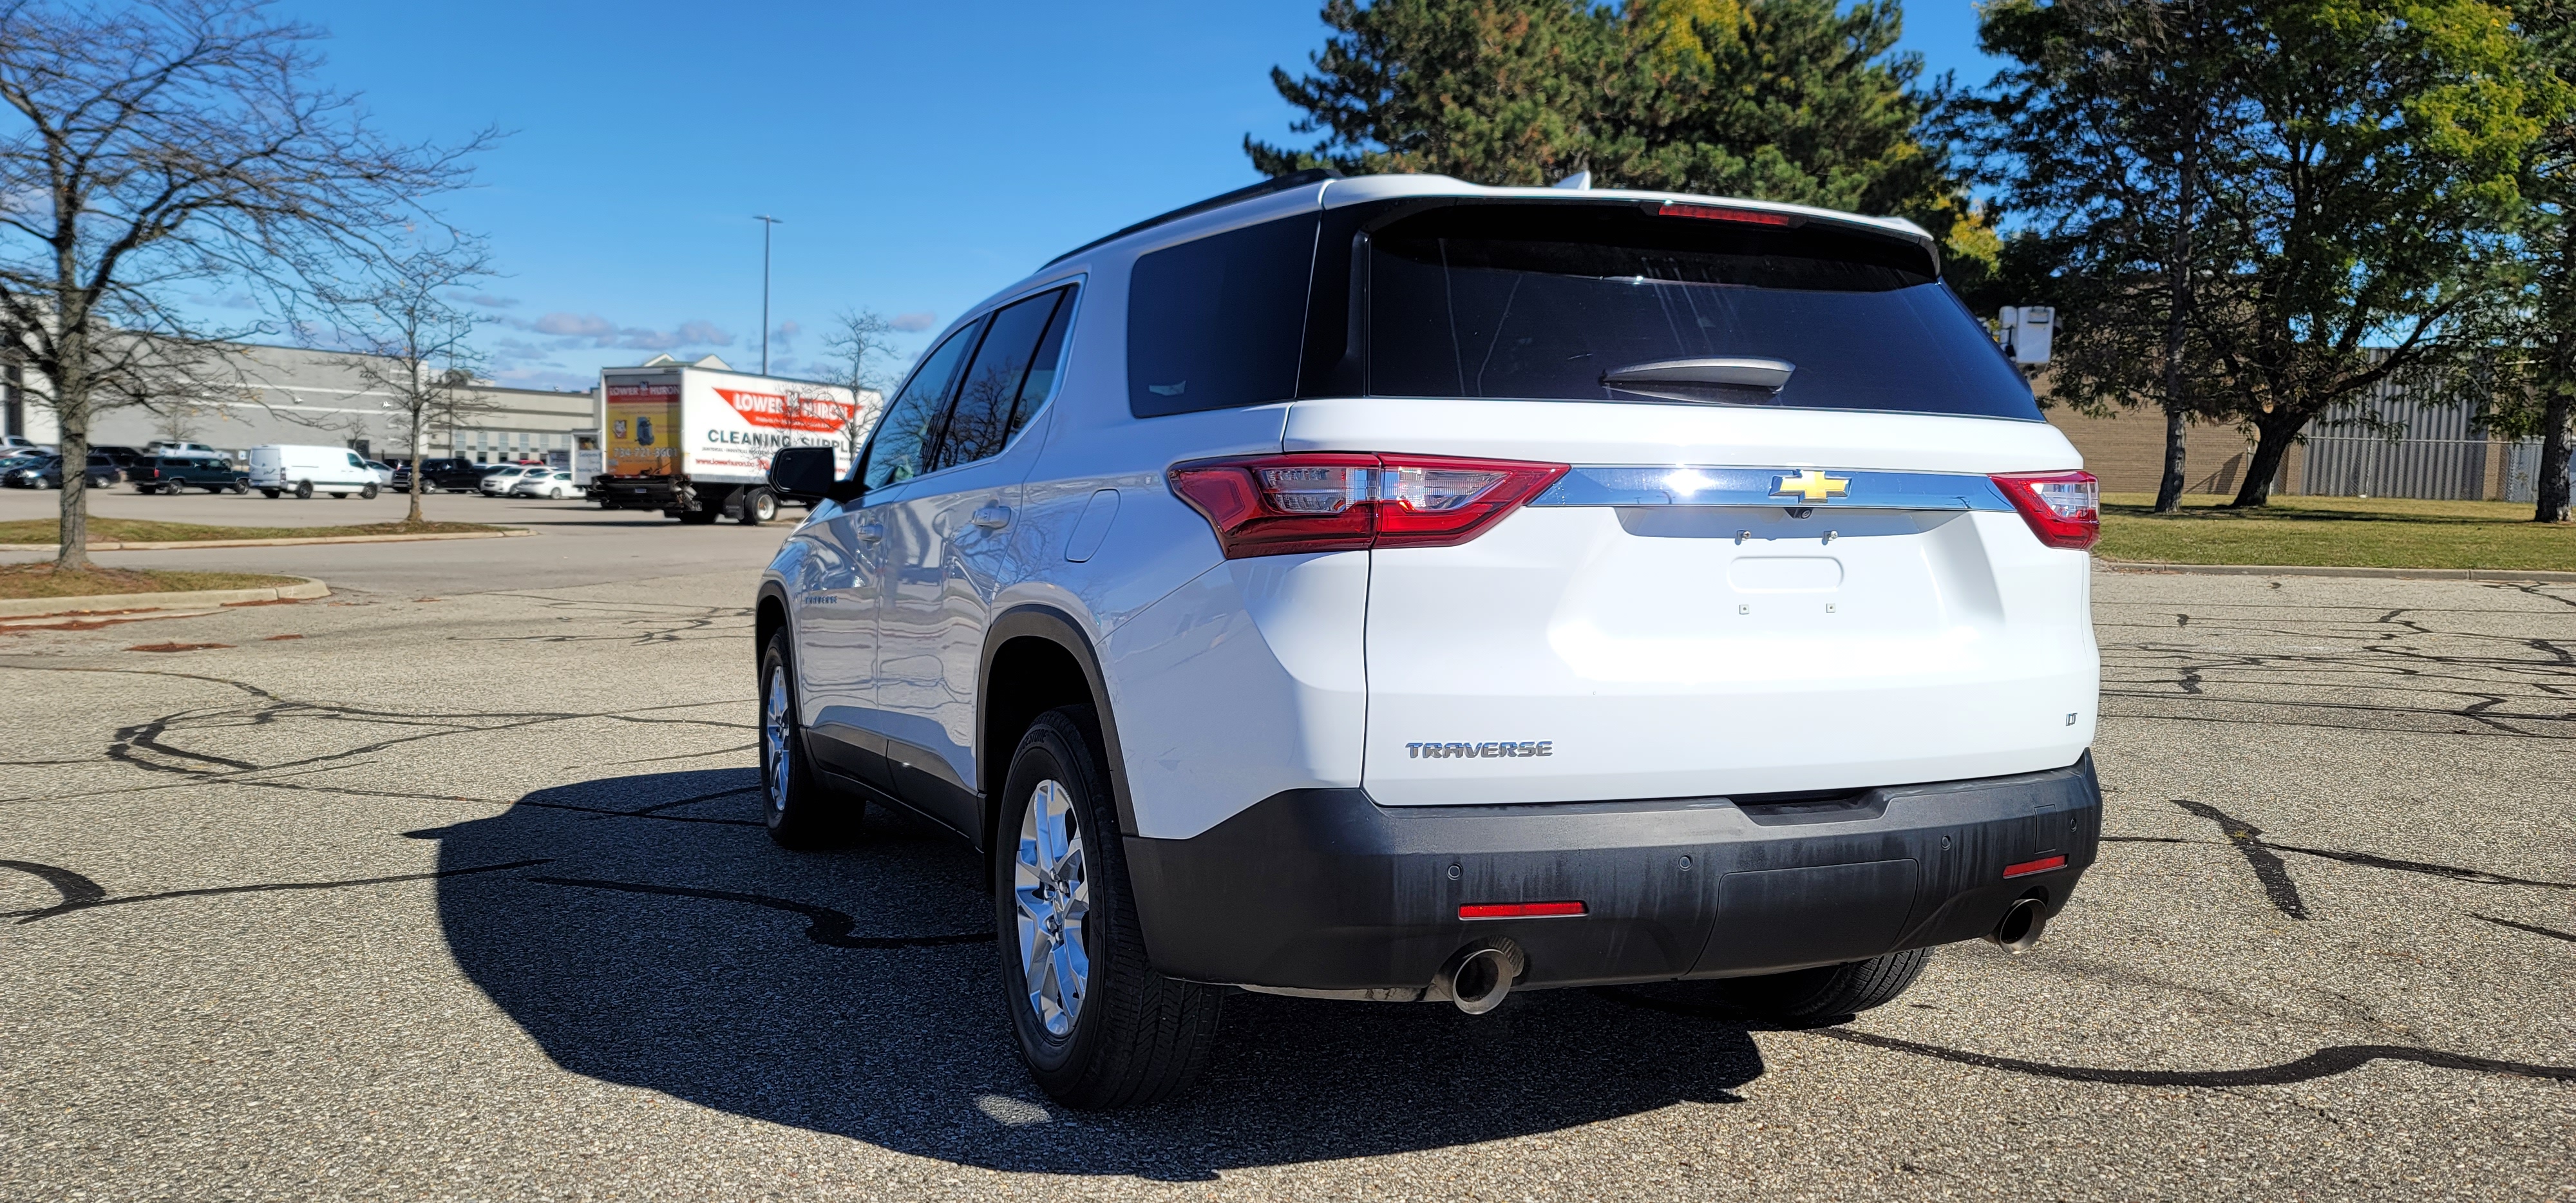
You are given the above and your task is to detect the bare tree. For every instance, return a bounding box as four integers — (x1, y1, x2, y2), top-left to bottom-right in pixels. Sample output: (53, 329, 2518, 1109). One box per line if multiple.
(820, 307, 901, 456)
(322, 238, 494, 524)
(0, 0, 489, 569)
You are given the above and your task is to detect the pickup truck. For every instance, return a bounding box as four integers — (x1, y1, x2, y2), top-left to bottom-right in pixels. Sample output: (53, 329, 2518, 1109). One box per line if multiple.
(133, 455, 247, 494)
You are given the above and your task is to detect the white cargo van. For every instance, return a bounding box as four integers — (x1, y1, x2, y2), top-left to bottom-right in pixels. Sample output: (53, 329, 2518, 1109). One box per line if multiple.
(249, 444, 381, 499)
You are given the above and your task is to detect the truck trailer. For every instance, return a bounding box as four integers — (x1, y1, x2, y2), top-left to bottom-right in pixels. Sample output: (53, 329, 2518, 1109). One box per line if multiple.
(594, 359, 878, 524)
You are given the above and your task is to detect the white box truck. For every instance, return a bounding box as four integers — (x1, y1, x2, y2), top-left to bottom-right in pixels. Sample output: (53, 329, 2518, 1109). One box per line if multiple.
(595, 360, 878, 524)
(248, 444, 381, 499)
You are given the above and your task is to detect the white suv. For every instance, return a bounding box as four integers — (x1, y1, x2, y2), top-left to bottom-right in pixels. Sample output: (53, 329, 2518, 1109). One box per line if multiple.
(756, 171, 2103, 1109)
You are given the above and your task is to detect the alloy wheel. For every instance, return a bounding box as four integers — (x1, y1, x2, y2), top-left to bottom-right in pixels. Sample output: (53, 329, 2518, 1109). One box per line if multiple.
(1014, 779, 1090, 1038)
(762, 666, 793, 815)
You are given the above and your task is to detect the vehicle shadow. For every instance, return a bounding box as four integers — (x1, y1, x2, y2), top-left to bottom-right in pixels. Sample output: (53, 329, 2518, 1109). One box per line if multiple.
(431, 769, 1765, 1179)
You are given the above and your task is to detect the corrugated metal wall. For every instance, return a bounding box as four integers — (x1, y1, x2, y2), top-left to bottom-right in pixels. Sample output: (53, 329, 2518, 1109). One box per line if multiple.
(2296, 366, 2494, 500)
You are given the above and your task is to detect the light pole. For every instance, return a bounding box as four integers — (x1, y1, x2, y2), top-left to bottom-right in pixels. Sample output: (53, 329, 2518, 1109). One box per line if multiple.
(754, 214, 783, 374)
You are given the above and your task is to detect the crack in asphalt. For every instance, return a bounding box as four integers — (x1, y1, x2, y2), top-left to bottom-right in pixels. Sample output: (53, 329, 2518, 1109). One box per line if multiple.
(6, 858, 554, 923)
(1808, 1028, 2576, 1088)
(2174, 799, 2313, 920)
(527, 876, 994, 949)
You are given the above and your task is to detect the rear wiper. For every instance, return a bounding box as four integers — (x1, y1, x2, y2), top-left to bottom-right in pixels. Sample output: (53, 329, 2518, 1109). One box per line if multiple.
(1600, 357, 1795, 403)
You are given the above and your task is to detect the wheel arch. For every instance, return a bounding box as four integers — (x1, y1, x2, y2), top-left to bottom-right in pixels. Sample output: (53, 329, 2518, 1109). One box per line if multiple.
(980, 605, 1134, 851)
(753, 580, 791, 672)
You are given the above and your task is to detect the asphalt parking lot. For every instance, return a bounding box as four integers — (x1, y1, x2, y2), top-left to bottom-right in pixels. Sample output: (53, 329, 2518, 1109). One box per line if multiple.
(0, 483, 794, 592)
(1, 518, 2570, 1198)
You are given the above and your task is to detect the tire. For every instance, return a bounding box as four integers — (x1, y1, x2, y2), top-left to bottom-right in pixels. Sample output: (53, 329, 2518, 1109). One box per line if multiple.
(230, 479, 248, 495)
(996, 707, 1222, 1109)
(294, 479, 312, 500)
(1696, 947, 1935, 1023)
(361, 482, 379, 500)
(739, 487, 777, 525)
(757, 632, 857, 848)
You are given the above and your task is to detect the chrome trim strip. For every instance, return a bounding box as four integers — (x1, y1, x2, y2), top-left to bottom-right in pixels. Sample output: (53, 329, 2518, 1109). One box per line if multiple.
(1528, 466, 2014, 511)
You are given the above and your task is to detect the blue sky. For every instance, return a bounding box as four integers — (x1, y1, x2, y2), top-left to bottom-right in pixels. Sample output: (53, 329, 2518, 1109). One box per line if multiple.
(276, 2, 2003, 392)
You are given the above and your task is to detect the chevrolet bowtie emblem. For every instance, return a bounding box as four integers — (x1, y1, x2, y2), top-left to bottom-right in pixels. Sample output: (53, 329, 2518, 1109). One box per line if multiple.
(1772, 469, 1851, 502)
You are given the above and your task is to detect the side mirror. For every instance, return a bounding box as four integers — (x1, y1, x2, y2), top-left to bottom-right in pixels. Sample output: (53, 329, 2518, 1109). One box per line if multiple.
(768, 446, 866, 505)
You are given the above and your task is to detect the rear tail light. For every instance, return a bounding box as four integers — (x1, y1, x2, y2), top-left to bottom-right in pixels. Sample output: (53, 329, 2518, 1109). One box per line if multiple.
(1991, 469, 2100, 550)
(1168, 453, 1567, 558)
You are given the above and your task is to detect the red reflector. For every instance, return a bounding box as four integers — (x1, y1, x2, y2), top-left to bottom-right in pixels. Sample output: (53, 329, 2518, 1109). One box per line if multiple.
(1656, 201, 1801, 227)
(1459, 901, 1586, 920)
(2003, 855, 2067, 880)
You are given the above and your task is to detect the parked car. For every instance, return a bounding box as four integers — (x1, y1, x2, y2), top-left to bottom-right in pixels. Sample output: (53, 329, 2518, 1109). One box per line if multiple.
(1, 435, 46, 455)
(147, 440, 225, 458)
(413, 458, 493, 493)
(133, 455, 247, 495)
(507, 468, 580, 499)
(362, 460, 395, 486)
(91, 445, 149, 472)
(2, 452, 52, 487)
(478, 464, 540, 496)
(12, 451, 122, 489)
(753, 173, 2105, 1109)
(248, 444, 379, 499)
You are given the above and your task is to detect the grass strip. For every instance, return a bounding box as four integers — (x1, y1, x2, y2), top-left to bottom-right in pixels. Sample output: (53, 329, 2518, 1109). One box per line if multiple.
(0, 516, 508, 544)
(0, 564, 305, 600)
(2098, 493, 2576, 571)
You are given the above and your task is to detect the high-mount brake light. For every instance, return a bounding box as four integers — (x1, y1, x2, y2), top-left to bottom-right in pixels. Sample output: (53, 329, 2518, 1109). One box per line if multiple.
(1656, 201, 1802, 227)
(1168, 453, 1568, 559)
(1991, 469, 2101, 550)
(1459, 901, 1587, 920)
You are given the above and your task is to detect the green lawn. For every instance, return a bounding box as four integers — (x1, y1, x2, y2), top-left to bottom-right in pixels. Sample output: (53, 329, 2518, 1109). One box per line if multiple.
(0, 564, 305, 600)
(2098, 493, 2576, 571)
(0, 516, 508, 544)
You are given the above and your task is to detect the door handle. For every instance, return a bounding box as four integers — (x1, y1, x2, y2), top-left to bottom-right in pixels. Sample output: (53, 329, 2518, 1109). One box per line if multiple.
(854, 522, 884, 542)
(971, 505, 1012, 529)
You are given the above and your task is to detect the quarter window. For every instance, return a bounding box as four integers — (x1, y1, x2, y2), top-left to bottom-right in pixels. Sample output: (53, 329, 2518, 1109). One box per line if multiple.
(1126, 216, 1318, 417)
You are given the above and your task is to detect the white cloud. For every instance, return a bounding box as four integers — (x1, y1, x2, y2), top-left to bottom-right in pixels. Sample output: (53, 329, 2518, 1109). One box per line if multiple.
(891, 311, 938, 333)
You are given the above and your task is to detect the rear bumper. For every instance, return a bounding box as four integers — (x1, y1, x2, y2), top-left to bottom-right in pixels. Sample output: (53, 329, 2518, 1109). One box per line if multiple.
(1123, 754, 2100, 992)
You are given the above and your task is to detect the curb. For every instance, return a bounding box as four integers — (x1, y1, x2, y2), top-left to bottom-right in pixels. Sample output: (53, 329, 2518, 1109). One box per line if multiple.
(2098, 560, 2576, 584)
(0, 577, 330, 618)
(0, 529, 527, 553)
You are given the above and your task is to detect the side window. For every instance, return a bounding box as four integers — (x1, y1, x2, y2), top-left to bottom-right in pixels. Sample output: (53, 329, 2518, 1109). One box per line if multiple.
(1009, 288, 1077, 438)
(928, 287, 1071, 473)
(1126, 214, 1318, 418)
(859, 319, 981, 491)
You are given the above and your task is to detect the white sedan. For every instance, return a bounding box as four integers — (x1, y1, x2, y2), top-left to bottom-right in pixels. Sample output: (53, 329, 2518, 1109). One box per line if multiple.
(507, 468, 580, 499)
(478, 464, 538, 496)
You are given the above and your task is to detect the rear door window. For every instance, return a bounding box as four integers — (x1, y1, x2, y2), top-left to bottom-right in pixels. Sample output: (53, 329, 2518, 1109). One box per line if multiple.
(860, 319, 981, 490)
(1126, 216, 1318, 417)
(929, 286, 1072, 472)
(1362, 204, 2038, 420)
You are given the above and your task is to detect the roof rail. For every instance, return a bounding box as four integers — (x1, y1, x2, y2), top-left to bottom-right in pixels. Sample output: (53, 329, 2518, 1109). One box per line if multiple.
(1045, 167, 1342, 267)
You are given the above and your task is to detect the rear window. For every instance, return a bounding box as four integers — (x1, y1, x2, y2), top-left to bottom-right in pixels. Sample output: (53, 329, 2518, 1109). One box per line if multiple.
(1363, 204, 2036, 419)
(1126, 215, 1318, 417)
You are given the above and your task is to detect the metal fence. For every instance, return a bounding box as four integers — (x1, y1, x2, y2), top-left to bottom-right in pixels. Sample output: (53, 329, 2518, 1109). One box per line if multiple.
(2501, 439, 2573, 504)
(2298, 436, 2490, 500)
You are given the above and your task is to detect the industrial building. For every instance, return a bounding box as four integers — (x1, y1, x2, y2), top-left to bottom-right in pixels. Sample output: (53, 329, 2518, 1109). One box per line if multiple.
(1, 341, 594, 464)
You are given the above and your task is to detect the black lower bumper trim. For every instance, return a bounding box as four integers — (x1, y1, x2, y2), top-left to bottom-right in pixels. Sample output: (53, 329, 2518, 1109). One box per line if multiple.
(1123, 755, 2101, 992)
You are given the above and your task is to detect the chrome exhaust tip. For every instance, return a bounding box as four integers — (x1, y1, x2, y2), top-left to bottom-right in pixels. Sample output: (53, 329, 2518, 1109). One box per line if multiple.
(1987, 896, 2048, 954)
(1434, 943, 1520, 1014)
